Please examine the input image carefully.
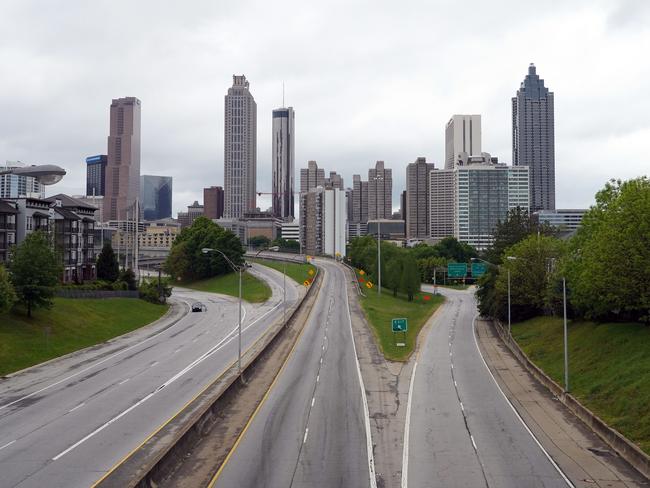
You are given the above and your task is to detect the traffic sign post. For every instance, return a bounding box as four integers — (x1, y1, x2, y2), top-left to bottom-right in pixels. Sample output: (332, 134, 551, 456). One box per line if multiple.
(471, 262, 487, 279)
(392, 318, 408, 347)
(447, 263, 468, 279)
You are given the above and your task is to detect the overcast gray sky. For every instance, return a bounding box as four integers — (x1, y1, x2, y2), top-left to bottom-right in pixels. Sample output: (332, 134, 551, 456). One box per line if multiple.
(1, 0, 649, 215)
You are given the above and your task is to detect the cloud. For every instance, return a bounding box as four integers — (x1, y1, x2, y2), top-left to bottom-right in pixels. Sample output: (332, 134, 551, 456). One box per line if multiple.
(0, 0, 648, 215)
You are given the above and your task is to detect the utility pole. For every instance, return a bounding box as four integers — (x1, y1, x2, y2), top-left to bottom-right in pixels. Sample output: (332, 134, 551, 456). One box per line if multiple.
(507, 268, 511, 338)
(377, 220, 381, 295)
(563, 277, 569, 392)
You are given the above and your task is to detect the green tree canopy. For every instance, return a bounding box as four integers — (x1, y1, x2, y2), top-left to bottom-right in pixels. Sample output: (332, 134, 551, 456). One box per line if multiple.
(96, 242, 119, 282)
(165, 217, 244, 281)
(9, 231, 62, 317)
(564, 177, 650, 322)
(0, 264, 17, 314)
(400, 255, 421, 301)
(248, 235, 271, 249)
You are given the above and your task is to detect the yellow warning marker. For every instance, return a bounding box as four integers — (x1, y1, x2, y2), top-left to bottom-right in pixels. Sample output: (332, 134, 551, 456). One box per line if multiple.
(303, 279, 311, 287)
(359, 270, 365, 276)
(308, 269, 314, 276)
(366, 281, 373, 289)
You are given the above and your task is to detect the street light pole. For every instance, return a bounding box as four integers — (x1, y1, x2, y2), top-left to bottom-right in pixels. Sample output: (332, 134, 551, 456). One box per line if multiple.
(563, 277, 569, 393)
(507, 268, 511, 338)
(377, 220, 381, 295)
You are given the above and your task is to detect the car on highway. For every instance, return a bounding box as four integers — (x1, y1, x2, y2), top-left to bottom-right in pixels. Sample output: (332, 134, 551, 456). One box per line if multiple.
(191, 302, 206, 312)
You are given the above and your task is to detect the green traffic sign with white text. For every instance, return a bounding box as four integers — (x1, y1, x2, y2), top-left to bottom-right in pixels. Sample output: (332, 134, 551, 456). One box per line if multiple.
(471, 262, 487, 278)
(392, 318, 408, 332)
(447, 263, 468, 278)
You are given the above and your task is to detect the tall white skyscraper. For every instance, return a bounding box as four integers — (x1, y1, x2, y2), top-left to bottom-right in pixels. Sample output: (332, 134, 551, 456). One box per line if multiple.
(368, 160, 392, 220)
(224, 75, 257, 218)
(272, 106, 295, 220)
(445, 115, 481, 169)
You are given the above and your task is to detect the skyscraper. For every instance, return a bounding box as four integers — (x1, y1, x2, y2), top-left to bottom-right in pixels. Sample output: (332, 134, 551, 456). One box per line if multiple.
(368, 160, 392, 220)
(513, 63, 555, 212)
(85, 155, 107, 196)
(445, 115, 481, 169)
(105, 97, 141, 221)
(300, 160, 325, 193)
(224, 75, 257, 218)
(406, 157, 435, 239)
(299, 186, 346, 257)
(140, 175, 172, 221)
(429, 168, 455, 242)
(351, 174, 368, 224)
(204, 186, 224, 220)
(272, 107, 295, 221)
(325, 171, 344, 189)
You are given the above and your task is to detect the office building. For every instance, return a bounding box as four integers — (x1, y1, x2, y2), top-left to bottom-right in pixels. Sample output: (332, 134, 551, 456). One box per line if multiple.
(454, 162, 529, 250)
(178, 201, 204, 228)
(224, 75, 257, 218)
(400, 190, 406, 221)
(0, 161, 44, 199)
(300, 186, 346, 257)
(86, 155, 107, 196)
(272, 107, 295, 220)
(140, 175, 172, 221)
(204, 186, 225, 220)
(351, 174, 368, 224)
(367, 219, 405, 240)
(406, 157, 435, 239)
(513, 64, 555, 212)
(368, 160, 392, 220)
(325, 171, 344, 189)
(139, 220, 181, 250)
(281, 220, 300, 241)
(105, 97, 141, 221)
(429, 168, 455, 242)
(300, 160, 325, 193)
(72, 195, 104, 223)
(534, 209, 586, 232)
(445, 115, 481, 169)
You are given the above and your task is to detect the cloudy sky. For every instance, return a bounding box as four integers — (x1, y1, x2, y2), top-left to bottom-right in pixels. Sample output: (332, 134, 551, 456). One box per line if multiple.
(1, 0, 649, 215)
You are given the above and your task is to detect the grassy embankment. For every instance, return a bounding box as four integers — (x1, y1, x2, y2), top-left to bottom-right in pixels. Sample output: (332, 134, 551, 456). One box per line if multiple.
(355, 271, 444, 361)
(513, 317, 650, 455)
(0, 298, 169, 376)
(249, 258, 316, 285)
(182, 271, 272, 303)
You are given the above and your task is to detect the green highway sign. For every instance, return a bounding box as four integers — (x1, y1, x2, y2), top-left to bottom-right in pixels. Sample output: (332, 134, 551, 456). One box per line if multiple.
(471, 262, 487, 278)
(447, 263, 468, 278)
(392, 318, 408, 332)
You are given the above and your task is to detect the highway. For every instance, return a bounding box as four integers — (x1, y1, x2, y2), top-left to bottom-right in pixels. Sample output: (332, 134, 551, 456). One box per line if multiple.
(0, 263, 299, 488)
(212, 259, 375, 488)
(404, 286, 571, 488)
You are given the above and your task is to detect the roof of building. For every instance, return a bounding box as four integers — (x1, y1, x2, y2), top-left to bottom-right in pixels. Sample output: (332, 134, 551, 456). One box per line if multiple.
(53, 207, 81, 220)
(44, 194, 97, 210)
(0, 200, 18, 213)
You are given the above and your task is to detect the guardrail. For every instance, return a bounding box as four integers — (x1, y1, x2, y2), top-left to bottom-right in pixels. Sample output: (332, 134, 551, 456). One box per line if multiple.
(96, 260, 322, 487)
(491, 319, 650, 480)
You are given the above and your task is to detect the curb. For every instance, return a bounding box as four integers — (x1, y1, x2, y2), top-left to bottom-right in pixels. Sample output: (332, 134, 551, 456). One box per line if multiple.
(491, 319, 650, 480)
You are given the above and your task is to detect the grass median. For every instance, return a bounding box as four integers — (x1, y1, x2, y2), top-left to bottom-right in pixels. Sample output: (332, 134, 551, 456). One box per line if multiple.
(182, 271, 271, 303)
(249, 258, 316, 285)
(356, 272, 444, 361)
(513, 317, 650, 455)
(0, 298, 169, 376)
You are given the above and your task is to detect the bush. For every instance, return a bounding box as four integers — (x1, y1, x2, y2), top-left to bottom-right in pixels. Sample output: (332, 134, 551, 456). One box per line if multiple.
(139, 277, 172, 304)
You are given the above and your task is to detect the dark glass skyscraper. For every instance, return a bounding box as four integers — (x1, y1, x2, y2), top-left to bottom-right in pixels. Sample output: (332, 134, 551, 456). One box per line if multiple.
(140, 175, 172, 221)
(85, 155, 107, 196)
(512, 64, 555, 212)
(272, 107, 295, 220)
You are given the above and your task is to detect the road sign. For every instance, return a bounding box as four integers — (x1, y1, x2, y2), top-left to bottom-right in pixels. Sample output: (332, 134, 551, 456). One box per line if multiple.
(447, 262, 468, 278)
(308, 269, 314, 276)
(303, 279, 311, 287)
(471, 262, 487, 278)
(359, 270, 365, 276)
(366, 281, 373, 289)
(392, 318, 408, 332)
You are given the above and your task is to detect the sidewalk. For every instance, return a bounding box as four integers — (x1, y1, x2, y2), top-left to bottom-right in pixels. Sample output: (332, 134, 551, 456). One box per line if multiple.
(475, 318, 648, 487)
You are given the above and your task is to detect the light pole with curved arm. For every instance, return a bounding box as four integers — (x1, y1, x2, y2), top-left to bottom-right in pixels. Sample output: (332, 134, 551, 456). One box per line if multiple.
(202, 247, 244, 376)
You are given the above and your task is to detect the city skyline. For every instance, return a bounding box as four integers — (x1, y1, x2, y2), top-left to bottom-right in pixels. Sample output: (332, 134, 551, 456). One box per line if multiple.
(1, 1, 649, 215)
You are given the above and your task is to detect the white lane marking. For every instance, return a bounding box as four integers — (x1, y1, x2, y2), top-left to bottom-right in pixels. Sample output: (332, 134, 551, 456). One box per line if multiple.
(118, 378, 130, 385)
(192, 338, 198, 343)
(0, 299, 196, 412)
(303, 428, 309, 444)
(470, 434, 477, 450)
(150, 361, 158, 367)
(460, 401, 464, 412)
(454, 380, 457, 387)
(471, 314, 574, 488)
(0, 440, 16, 451)
(342, 265, 378, 488)
(316, 375, 319, 383)
(68, 403, 85, 413)
(401, 361, 417, 488)
(320, 357, 323, 364)
(51, 300, 282, 461)
(311, 397, 315, 407)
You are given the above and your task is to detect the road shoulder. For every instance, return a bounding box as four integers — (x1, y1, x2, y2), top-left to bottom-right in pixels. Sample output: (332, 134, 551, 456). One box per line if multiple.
(475, 317, 648, 487)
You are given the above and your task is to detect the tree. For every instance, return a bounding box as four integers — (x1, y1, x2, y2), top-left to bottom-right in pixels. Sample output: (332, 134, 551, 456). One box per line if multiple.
(400, 255, 420, 301)
(564, 178, 650, 322)
(139, 276, 172, 304)
(96, 242, 119, 282)
(165, 217, 244, 281)
(0, 265, 17, 314)
(119, 268, 137, 291)
(9, 231, 62, 317)
(248, 235, 271, 249)
(434, 237, 477, 262)
(271, 237, 300, 252)
(385, 258, 403, 297)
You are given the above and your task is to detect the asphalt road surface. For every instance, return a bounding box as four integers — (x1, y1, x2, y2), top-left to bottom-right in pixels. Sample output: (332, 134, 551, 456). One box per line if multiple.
(405, 286, 572, 488)
(213, 259, 375, 488)
(0, 264, 299, 488)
